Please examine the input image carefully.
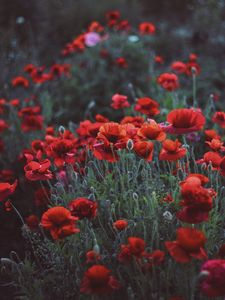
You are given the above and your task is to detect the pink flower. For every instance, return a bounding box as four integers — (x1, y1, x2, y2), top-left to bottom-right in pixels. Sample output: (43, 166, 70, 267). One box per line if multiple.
(85, 32, 101, 47)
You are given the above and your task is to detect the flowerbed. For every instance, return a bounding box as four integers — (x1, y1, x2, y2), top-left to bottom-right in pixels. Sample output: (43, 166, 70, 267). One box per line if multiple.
(1, 11, 225, 300)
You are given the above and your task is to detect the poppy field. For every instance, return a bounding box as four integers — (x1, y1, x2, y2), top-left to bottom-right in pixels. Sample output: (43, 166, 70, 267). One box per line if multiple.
(1, 10, 225, 300)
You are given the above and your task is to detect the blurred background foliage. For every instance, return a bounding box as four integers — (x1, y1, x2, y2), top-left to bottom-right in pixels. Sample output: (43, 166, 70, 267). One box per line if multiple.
(1, 0, 225, 66)
(1, 0, 225, 122)
(0, 0, 225, 116)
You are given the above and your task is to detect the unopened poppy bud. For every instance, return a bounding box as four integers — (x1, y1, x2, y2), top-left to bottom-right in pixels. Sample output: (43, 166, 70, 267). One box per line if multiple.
(163, 211, 173, 221)
(128, 82, 134, 90)
(93, 244, 100, 254)
(191, 66, 197, 75)
(16, 16, 25, 24)
(198, 270, 209, 279)
(55, 182, 65, 194)
(132, 192, 139, 201)
(210, 94, 214, 101)
(90, 186, 95, 193)
(128, 35, 139, 43)
(105, 199, 111, 207)
(58, 125, 65, 135)
(87, 100, 95, 109)
(126, 139, 134, 151)
(182, 144, 189, 149)
(201, 162, 207, 170)
(207, 162, 213, 172)
(127, 286, 135, 300)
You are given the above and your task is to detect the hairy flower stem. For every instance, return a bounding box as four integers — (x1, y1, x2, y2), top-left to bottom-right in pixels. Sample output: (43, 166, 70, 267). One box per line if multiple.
(192, 73, 197, 107)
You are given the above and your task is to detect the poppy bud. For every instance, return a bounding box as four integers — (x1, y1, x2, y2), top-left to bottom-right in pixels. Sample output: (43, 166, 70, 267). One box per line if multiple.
(191, 66, 197, 75)
(93, 244, 100, 255)
(58, 125, 65, 135)
(163, 211, 173, 221)
(126, 139, 134, 151)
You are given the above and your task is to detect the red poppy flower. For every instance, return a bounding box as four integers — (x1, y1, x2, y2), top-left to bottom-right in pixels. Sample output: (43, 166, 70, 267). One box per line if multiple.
(166, 108, 205, 134)
(185, 62, 201, 76)
(116, 20, 131, 31)
(137, 121, 166, 141)
(196, 151, 222, 170)
(0, 99, 6, 114)
(118, 237, 145, 264)
(204, 129, 221, 141)
(41, 206, 79, 240)
(95, 114, 109, 123)
(157, 73, 179, 91)
(86, 250, 101, 264)
(200, 259, 225, 297)
(11, 76, 29, 88)
(165, 227, 207, 263)
(133, 141, 154, 161)
(162, 194, 174, 203)
(88, 21, 104, 33)
(68, 197, 97, 219)
(24, 159, 53, 181)
(154, 56, 164, 64)
(177, 182, 213, 224)
(18, 106, 41, 117)
(50, 64, 71, 78)
(212, 111, 225, 128)
(0, 180, 17, 201)
(24, 64, 35, 73)
(206, 138, 225, 152)
(46, 138, 77, 167)
(92, 142, 119, 162)
(111, 94, 130, 110)
(118, 245, 132, 264)
(128, 237, 145, 257)
(106, 10, 120, 21)
(159, 139, 186, 161)
(189, 53, 197, 62)
(113, 219, 128, 231)
(21, 115, 44, 132)
(80, 265, 120, 295)
(115, 57, 128, 68)
(120, 116, 144, 127)
(0, 119, 9, 133)
(96, 122, 127, 149)
(139, 22, 156, 35)
(134, 97, 160, 117)
(144, 250, 165, 266)
(9, 98, 20, 107)
(26, 215, 39, 231)
(182, 173, 209, 186)
(4, 200, 12, 211)
(170, 61, 187, 74)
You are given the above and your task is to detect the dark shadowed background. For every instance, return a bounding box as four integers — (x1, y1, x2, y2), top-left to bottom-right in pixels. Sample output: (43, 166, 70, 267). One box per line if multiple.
(1, 0, 225, 81)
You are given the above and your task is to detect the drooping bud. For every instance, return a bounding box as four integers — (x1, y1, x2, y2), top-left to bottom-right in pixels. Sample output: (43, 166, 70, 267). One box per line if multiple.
(126, 139, 134, 151)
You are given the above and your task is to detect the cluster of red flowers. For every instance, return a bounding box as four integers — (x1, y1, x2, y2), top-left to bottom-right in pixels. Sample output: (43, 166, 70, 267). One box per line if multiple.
(170, 54, 201, 76)
(176, 174, 216, 224)
(40, 197, 98, 239)
(1, 10, 225, 300)
(165, 227, 207, 263)
(18, 106, 44, 132)
(118, 237, 165, 270)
